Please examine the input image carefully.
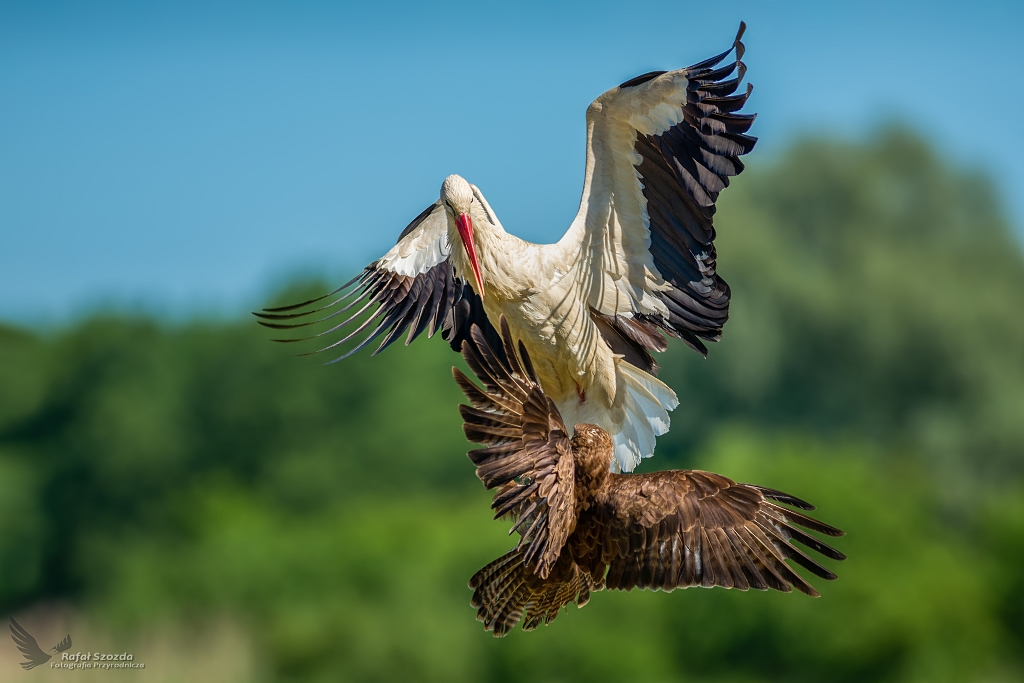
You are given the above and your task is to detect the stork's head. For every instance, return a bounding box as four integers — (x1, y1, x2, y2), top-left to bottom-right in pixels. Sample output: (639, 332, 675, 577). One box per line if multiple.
(440, 174, 484, 296)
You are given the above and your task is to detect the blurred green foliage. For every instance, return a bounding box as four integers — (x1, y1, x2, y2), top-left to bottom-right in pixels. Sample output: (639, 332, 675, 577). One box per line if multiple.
(1, 128, 1022, 682)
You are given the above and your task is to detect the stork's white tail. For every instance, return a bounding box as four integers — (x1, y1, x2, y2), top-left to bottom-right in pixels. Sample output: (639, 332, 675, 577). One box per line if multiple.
(555, 360, 678, 473)
(609, 361, 678, 472)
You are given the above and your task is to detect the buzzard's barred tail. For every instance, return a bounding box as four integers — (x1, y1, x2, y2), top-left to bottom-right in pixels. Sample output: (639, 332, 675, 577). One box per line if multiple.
(469, 549, 596, 637)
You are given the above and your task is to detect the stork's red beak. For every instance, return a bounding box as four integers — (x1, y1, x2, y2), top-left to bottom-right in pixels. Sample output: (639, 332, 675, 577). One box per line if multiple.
(455, 213, 485, 297)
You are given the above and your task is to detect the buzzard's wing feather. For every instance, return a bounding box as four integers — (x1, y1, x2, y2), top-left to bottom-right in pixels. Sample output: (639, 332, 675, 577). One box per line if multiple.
(586, 470, 844, 597)
(455, 317, 576, 579)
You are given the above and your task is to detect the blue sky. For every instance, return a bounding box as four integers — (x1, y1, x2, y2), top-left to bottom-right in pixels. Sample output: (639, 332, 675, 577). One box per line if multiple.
(2, 0, 1021, 323)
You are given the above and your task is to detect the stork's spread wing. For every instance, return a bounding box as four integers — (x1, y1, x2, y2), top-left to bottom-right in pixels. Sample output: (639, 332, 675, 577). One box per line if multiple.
(254, 202, 499, 363)
(454, 318, 576, 579)
(9, 618, 51, 670)
(577, 471, 845, 596)
(254, 203, 454, 359)
(561, 23, 755, 357)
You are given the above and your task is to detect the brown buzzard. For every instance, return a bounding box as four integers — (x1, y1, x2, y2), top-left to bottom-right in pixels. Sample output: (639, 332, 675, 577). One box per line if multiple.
(454, 318, 846, 636)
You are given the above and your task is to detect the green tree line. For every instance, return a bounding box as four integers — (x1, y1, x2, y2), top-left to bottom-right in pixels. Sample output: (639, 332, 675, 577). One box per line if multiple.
(0, 128, 1022, 682)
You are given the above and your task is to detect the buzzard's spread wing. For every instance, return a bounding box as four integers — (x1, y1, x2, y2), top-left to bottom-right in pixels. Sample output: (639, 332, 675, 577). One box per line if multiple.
(578, 470, 845, 596)
(9, 618, 52, 670)
(561, 23, 755, 358)
(255, 202, 499, 363)
(455, 318, 576, 579)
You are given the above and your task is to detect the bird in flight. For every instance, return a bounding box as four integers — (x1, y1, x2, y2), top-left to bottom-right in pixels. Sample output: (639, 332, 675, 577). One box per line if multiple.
(9, 617, 72, 670)
(453, 318, 846, 636)
(257, 23, 757, 472)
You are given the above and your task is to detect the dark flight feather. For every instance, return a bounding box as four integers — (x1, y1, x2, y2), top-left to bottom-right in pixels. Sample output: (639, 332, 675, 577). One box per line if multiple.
(626, 22, 756, 358)
(455, 318, 577, 580)
(253, 203, 500, 363)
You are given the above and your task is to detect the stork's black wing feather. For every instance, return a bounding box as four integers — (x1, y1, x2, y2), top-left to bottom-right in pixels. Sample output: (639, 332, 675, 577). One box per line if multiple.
(254, 202, 499, 363)
(442, 282, 507, 366)
(635, 22, 756, 356)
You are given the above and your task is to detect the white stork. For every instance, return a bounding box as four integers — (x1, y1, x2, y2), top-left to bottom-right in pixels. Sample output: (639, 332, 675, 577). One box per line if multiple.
(257, 23, 757, 472)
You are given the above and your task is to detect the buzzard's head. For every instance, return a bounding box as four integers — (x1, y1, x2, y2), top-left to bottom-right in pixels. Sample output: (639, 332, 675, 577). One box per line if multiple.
(571, 423, 614, 477)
